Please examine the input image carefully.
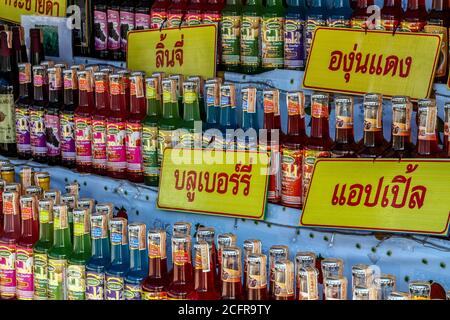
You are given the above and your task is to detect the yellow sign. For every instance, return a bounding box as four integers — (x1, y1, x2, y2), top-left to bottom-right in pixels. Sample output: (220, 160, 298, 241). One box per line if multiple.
(301, 159, 450, 236)
(303, 28, 441, 100)
(157, 148, 270, 220)
(127, 25, 217, 79)
(0, 0, 66, 24)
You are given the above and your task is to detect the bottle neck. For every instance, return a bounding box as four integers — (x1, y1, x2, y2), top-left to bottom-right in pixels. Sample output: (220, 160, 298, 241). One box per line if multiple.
(129, 248, 145, 271)
(172, 262, 193, 283)
(73, 234, 91, 255)
(206, 104, 218, 124)
(220, 107, 235, 127)
(96, 91, 109, 112)
(417, 133, 440, 155)
(431, 0, 446, 10)
(194, 268, 215, 292)
(149, 257, 168, 278)
(92, 237, 110, 259)
(287, 114, 306, 136)
(38, 221, 53, 243)
(183, 101, 201, 122)
(407, 0, 425, 10)
(356, 0, 372, 8)
(310, 0, 325, 7)
(392, 134, 411, 151)
(335, 126, 355, 144)
(384, 0, 402, 7)
(49, 89, 62, 104)
(130, 96, 146, 117)
(147, 98, 161, 117)
(266, 0, 282, 6)
(311, 116, 330, 139)
(19, 83, 31, 98)
(20, 218, 34, 239)
(53, 227, 72, 249)
(33, 85, 44, 102)
(0, 55, 12, 72)
(333, 0, 350, 8)
(363, 130, 385, 147)
(64, 88, 76, 107)
(3, 212, 20, 236)
(163, 101, 180, 119)
(111, 243, 127, 265)
(79, 89, 94, 111)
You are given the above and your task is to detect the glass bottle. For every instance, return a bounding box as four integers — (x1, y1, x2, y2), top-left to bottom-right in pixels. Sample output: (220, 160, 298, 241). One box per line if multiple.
(305, 0, 328, 60)
(351, 0, 374, 29)
(167, 0, 189, 28)
(151, 0, 171, 29)
(295, 251, 316, 270)
(186, 0, 205, 26)
(220, 246, 243, 300)
(269, 245, 289, 299)
(379, 0, 403, 31)
(324, 276, 348, 300)
(61, 68, 79, 169)
(124, 223, 148, 300)
(142, 229, 169, 300)
(400, 0, 427, 32)
(189, 240, 220, 299)
(217, 233, 236, 290)
(196, 227, 217, 279)
(414, 99, 444, 157)
(221, 0, 243, 72)
(331, 96, 358, 158)
(120, 0, 135, 61)
(135, 0, 151, 30)
(47, 205, 73, 300)
(219, 83, 238, 150)
(374, 274, 396, 300)
(328, 0, 352, 28)
(46, 67, 63, 166)
(105, 218, 130, 300)
(246, 253, 267, 300)
(30, 66, 48, 163)
(94, 0, 109, 59)
(92, 71, 109, 176)
(284, 0, 307, 70)
(243, 239, 262, 294)
(29, 28, 44, 66)
(238, 87, 258, 151)
(142, 77, 162, 186)
(281, 91, 307, 208)
(107, 0, 122, 60)
(273, 260, 295, 300)
(85, 212, 111, 300)
(11, 26, 28, 64)
(240, 0, 263, 74)
(181, 81, 202, 149)
(33, 199, 54, 300)
(383, 98, 414, 158)
(203, 79, 221, 134)
(15, 63, 32, 160)
(297, 266, 319, 300)
(168, 234, 195, 299)
(261, 0, 285, 71)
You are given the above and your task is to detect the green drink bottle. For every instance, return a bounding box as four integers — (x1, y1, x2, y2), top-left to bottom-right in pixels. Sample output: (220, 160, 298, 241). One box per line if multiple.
(47, 205, 72, 300)
(181, 81, 202, 149)
(241, 0, 263, 74)
(33, 199, 54, 300)
(67, 208, 92, 300)
(262, 0, 286, 71)
(221, 0, 243, 72)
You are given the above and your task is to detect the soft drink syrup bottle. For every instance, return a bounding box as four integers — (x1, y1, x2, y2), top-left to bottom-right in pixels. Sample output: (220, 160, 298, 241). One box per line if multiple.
(196, 227, 218, 282)
(46, 67, 63, 166)
(15, 63, 33, 160)
(0, 191, 20, 299)
(92, 71, 110, 176)
(221, 0, 243, 72)
(445, 103, 449, 157)
(142, 229, 169, 300)
(320, 258, 344, 299)
(151, 0, 171, 29)
(47, 205, 73, 300)
(238, 87, 258, 151)
(106, 74, 128, 179)
(261, 0, 285, 71)
(186, 0, 205, 26)
(302, 93, 333, 202)
(16, 195, 39, 300)
(221, 246, 243, 300)
(66, 209, 91, 300)
(383, 98, 415, 158)
(217, 233, 237, 290)
(203, 79, 221, 134)
(246, 253, 268, 300)
(29, 29, 44, 66)
(11, 26, 28, 64)
(186, 75, 205, 122)
(268, 245, 289, 299)
(85, 212, 111, 300)
(105, 218, 130, 300)
(297, 266, 319, 300)
(93, 0, 109, 59)
(351, 0, 374, 29)
(273, 260, 295, 300)
(401, 0, 427, 32)
(120, 0, 135, 61)
(305, 0, 328, 61)
(218, 83, 238, 150)
(240, 0, 263, 74)
(33, 199, 54, 300)
(379, 0, 403, 31)
(167, 234, 195, 299)
(124, 223, 148, 300)
(167, 0, 189, 28)
(328, 0, 352, 28)
(413, 99, 445, 158)
(181, 81, 202, 149)
(203, 0, 224, 66)
(61, 193, 77, 242)
(425, 0, 449, 83)
(142, 77, 162, 186)
(135, 0, 151, 30)
(189, 240, 220, 299)
(331, 96, 358, 158)
(60, 68, 79, 169)
(243, 239, 262, 295)
(126, 73, 146, 183)
(281, 91, 307, 208)
(284, 0, 307, 70)
(324, 276, 348, 300)
(107, 0, 122, 60)
(30, 65, 48, 163)
(169, 74, 184, 117)
(75, 70, 94, 173)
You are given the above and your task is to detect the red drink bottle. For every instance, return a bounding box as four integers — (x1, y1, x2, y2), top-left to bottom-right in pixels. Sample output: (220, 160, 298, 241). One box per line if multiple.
(243, 239, 261, 295)
(196, 227, 218, 282)
(273, 260, 295, 300)
(268, 245, 288, 299)
(167, 234, 195, 299)
(331, 96, 358, 158)
(220, 246, 243, 300)
(217, 233, 236, 290)
(246, 253, 268, 300)
(414, 99, 445, 158)
(189, 240, 220, 299)
(380, 0, 403, 30)
(297, 266, 319, 300)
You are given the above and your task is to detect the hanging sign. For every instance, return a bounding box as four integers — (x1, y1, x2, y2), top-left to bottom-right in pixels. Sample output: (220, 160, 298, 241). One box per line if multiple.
(300, 159, 450, 236)
(157, 148, 270, 220)
(127, 25, 217, 79)
(303, 27, 441, 100)
(0, 0, 67, 24)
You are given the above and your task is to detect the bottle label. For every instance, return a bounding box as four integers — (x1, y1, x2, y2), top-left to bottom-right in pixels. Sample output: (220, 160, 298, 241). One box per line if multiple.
(75, 116, 93, 165)
(92, 119, 107, 170)
(143, 125, 159, 179)
(124, 283, 142, 300)
(380, 18, 399, 31)
(60, 112, 76, 161)
(221, 15, 241, 66)
(363, 107, 382, 132)
(186, 13, 202, 26)
(241, 16, 261, 67)
(30, 109, 47, 156)
(33, 252, 48, 300)
(47, 258, 67, 300)
(222, 267, 241, 283)
(151, 10, 167, 29)
(126, 122, 144, 173)
(393, 107, 411, 137)
(15, 247, 34, 300)
(262, 17, 284, 68)
(67, 264, 86, 300)
(105, 275, 124, 300)
(302, 149, 330, 201)
(107, 9, 121, 50)
(94, 10, 108, 51)
(120, 10, 135, 51)
(401, 20, 425, 32)
(142, 291, 168, 300)
(284, 18, 305, 69)
(0, 94, 15, 144)
(15, 107, 31, 153)
(312, 101, 329, 118)
(135, 13, 150, 29)
(306, 16, 326, 57)
(157, 129, 177, 164)
(351, 18, 368, 30)
(424, 25, 448, 78)
(45, 114, 61, 157)
(281, 147, 303, 206)
(106, 121, 127, 173)
(203, 13, 221, 25)
(0, 243, 16, 298)
(328, 18, 351, 28)
(86, 271, 105, 300)
(167, 13, 184, 28)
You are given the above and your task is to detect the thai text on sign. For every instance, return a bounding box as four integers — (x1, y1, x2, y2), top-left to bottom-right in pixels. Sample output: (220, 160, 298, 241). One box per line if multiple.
(301, 159, 450, 236)
(303, 27, 441, 100)
(0, 0, 67, 24)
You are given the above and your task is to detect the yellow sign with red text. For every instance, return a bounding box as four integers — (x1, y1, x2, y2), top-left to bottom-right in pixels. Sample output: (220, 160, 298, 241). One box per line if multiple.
(157, 148, 270, 220)
(127, 25, 217, 79)
(0, 0, 67, 24)
(301, 159, 450, 236)
(303, 28, 441, 100)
